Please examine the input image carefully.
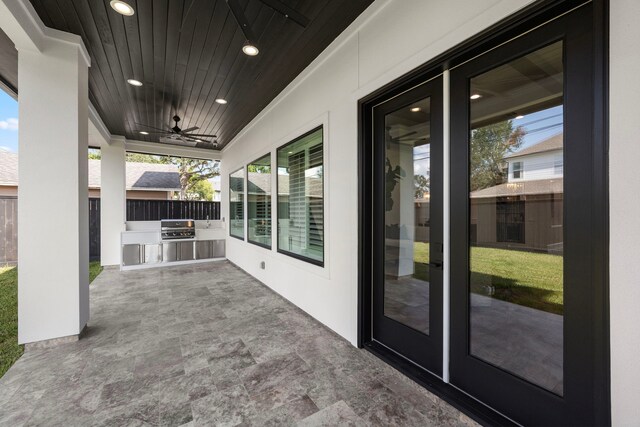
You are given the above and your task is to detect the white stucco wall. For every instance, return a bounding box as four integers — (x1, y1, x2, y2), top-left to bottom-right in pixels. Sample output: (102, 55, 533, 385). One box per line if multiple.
(221, 0, 535, 345)
(609, 0, 640, 424)
(222, 1, 639, 422)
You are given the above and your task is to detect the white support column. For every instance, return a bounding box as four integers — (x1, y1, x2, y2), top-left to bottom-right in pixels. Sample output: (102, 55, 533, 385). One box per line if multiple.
(16, 38, 91, 345)
(100, 137, 126, 266)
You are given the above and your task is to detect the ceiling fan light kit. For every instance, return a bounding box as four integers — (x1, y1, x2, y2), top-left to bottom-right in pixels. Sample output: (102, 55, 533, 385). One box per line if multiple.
(136, 115, 218, 147)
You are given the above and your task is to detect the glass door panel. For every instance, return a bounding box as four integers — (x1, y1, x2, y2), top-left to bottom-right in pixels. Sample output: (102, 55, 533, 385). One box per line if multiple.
(449, 5, 604, 424)
(372, 78, 443, 375)
(468, 41, 564, 395)
(384, 97, 432, 335)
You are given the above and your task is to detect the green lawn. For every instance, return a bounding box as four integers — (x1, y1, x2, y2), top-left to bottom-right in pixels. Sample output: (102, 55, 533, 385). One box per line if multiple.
(0, 261, 103, 378)
(413, 242, 563, 315)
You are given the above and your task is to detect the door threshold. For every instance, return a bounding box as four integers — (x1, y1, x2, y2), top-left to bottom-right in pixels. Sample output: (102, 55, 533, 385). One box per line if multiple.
(364, 341, 519, 427)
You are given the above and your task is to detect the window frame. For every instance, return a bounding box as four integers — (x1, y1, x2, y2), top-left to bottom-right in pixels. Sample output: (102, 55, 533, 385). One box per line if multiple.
(246, 153, 273, 249)
(276, 125, 325, 267)
(512, 161, 523, 180)
(229, 167, 246, 241)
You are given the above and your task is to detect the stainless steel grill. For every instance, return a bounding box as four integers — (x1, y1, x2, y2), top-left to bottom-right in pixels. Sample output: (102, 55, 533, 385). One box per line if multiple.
(161, 219, 195, 240)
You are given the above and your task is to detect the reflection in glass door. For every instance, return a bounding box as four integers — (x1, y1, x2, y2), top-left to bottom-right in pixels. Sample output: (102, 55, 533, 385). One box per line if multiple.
(372, 78, 443, 375)
(468, 41, 565, 395)
(384, 97, 432, 335)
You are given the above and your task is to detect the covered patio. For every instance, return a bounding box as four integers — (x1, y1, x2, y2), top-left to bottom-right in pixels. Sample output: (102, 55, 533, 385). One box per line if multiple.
(0, 262, 475, 426)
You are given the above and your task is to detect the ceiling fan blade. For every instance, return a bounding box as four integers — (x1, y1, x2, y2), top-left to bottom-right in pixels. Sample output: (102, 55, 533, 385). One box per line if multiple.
(225, 0, 257, 42)
(257, 0, 310, 28)
(182, 133, 217, 137)
(135, 123, 170, 132)
(180, 126, 200, 133)
(390, 131, 417, 141)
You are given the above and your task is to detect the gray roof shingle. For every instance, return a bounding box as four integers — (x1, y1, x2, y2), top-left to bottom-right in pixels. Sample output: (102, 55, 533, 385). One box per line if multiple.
(470, 178, 563, 198)
(0, 153, 181, 191)
(505, 133, 563, 159)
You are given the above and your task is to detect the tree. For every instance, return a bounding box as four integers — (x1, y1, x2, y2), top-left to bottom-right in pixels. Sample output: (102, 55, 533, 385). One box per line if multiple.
(247, 164, 270, 173)
(88, 149, 101, 160)
(123, 153, 219, 200)
(185, 179, 214, 201)
(470, 120, 525, 192)
(171, 158, 220, 200)
(125, 153, 164, 164)
(414, 174, 430, 199)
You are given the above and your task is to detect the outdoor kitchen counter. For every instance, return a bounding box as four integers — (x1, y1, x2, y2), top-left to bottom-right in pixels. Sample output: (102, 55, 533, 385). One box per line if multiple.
(120, 220, 226, 269)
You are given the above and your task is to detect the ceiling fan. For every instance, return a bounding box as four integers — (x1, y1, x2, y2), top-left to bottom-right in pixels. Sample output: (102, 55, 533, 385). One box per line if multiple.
(136, 116, 218, 147)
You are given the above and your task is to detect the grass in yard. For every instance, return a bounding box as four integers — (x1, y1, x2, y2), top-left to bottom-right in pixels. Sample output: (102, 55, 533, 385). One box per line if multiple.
(413, 242, 563, 315)
(0, 261, 103, 379)
(0, 265, 21, 379)
(90, 260, 104, 283)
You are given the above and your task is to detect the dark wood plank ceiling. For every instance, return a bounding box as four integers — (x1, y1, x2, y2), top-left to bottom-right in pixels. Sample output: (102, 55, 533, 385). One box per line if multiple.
(0, 28, 18, 95)
(20, 0, 374, 150)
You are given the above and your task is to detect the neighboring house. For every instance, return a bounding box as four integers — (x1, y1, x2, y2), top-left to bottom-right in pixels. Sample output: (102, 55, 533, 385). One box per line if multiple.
(504, 133, 563, 182)
(470, 133, 564, 253)
(0, 152, 180, 199)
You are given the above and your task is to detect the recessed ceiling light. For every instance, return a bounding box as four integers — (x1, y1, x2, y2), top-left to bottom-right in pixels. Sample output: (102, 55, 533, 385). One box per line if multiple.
(215, 98, 227, 104)
(242, 42, 259, 56)
(127, 79, 143, 87)
(139, 131, 149, 135)
(470, 94, 482, 100)
(515, 115, 525, 120)
(410, 107, 421, 112)
(110, 0, 135, 16)
(196, 139, 203, 142)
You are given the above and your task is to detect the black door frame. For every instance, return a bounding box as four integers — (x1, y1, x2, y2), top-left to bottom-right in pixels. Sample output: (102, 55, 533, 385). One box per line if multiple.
(358, 0, 609, 425)
(371, 78, 443, 376)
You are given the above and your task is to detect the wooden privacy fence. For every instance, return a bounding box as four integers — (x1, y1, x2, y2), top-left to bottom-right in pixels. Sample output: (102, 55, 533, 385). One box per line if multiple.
(0, 198, 221, 264)
(126, 199, 221, 221)
(0, 197, 17, 266)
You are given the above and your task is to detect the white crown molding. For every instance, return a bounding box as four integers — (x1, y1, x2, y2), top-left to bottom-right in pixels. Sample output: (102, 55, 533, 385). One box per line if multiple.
(125, 139, 222, 161)
(0, 0, 90, 67)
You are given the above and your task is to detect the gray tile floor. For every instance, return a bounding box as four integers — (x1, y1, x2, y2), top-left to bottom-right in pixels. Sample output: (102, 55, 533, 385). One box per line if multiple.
(0, 261, 477, 426)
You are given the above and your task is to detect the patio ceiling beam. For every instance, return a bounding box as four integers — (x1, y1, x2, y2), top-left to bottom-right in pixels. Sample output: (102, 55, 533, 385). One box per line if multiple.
(125, 139, 222, 161)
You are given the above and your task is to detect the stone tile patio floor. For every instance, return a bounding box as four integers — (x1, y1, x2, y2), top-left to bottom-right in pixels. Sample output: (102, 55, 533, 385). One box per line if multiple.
(0, 261, 478, 426)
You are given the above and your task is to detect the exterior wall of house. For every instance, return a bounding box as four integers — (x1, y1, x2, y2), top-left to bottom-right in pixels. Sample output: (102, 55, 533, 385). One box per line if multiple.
(221, 1, 639, 422)
(124, 190, 172, 200)
(221, 0, 536, 345)
(507, 150, 563, 182)
(610, 0, 640, 423)
(0, 185, 17, 197)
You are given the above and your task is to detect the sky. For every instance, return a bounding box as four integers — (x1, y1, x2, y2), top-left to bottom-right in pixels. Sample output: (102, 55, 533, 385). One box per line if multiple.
(0, 89, 18, 152)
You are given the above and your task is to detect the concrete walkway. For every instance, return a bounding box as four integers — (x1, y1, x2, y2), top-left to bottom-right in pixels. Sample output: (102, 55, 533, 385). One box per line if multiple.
(0, 261, 476, 426)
